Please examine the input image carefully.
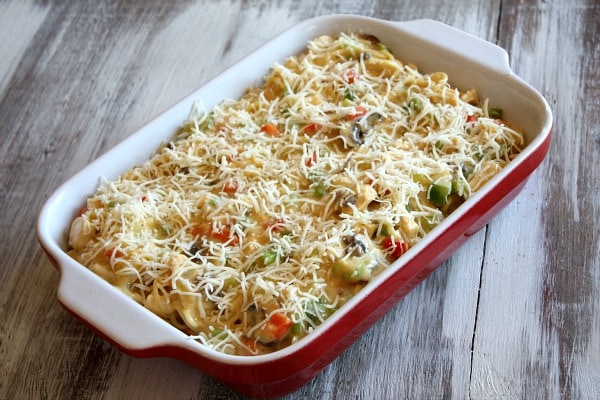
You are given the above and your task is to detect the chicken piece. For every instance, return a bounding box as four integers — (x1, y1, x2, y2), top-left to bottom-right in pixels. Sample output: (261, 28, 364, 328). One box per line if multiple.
(341, 184, 378, 213)
(356, 184, 378, 210)
(69, 217, 95, 251)
(332, 254, 376, 282)
(144, 285, 174, 318)
(468, 161, 503, 191)
(400, 215, 419, 240)
(460, 88, 479, 105)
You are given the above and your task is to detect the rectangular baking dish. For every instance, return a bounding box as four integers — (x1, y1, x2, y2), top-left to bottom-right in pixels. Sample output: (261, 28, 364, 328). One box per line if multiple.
(37, 14, 552, 398)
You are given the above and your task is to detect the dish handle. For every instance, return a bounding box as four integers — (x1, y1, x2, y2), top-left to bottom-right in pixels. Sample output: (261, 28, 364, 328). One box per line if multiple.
(55, 256, 186, 352)
(393, 19, 513, 75)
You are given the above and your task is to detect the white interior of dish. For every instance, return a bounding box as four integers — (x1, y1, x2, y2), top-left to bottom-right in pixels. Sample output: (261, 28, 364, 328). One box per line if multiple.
(37, 14, 552, 365)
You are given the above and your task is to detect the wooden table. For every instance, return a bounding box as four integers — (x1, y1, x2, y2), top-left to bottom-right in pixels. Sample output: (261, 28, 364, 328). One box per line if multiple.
(2, 1, 598, 399)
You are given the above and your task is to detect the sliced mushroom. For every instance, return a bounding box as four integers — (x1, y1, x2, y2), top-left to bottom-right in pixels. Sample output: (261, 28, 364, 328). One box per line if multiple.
(186, 242, 204, 263)
(363, 112, 383, 128)
(343, 233, 370, 257)
(342, 112, 383, 147)
(339, 194, 357, 214)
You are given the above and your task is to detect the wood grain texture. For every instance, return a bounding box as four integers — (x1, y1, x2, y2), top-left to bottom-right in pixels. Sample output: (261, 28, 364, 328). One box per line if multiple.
(1, 0, 598, 399)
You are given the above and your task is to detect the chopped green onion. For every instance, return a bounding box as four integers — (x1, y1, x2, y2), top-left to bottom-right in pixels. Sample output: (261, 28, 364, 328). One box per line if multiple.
(451, 177, 468, 197)
(313, 181, 328, 198)
(210, 328, 226, 339)
(262, 249, 277, 266)
(408, 98, 422, 112)
(488, 107, 503, 119)
(343, 88, 357, 101)
(291, 322, 303, 335)
(332, 255, 372, 281)
(342, 98, 355, 107)
(412, 172, 430, 185)
(428, 177, 452, 207)
(378, 222, 391, 237)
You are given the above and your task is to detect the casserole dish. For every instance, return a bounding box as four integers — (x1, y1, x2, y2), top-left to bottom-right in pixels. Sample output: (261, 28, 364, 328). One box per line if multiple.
(37, 14, 552, 398)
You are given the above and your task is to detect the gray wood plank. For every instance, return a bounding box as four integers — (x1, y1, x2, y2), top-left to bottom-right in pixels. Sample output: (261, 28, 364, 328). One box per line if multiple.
(470, 1, 600, 399)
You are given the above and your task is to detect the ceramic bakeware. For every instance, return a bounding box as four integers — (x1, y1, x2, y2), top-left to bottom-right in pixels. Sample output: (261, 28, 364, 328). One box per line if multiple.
(37, 14, 552, 398)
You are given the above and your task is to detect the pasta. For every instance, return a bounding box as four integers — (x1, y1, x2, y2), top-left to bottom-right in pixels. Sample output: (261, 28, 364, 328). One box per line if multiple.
(68, 32, 524, 355)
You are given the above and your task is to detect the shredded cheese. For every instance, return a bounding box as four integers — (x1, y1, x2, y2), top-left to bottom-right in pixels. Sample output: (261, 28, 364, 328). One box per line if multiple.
(68, 32, 524, 355)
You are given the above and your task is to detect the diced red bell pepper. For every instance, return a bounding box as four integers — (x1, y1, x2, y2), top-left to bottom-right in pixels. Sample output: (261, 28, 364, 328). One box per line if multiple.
(241, 337, 257, 355)
(222, 180, 238, 195)
(304, 122, 322, 134)
(305, 152, 318, 167)
(193, 224, 238, 245)
(261, 312, 293, 341)
(211, 227, 239, 245)
(104, 247, 124, 260)
(348, 106, 368, 120)
(266, 218, 286, 232)
(381, 236, 408, 259)
(343, 68, 360, 84)
(260, 123, 280, 137)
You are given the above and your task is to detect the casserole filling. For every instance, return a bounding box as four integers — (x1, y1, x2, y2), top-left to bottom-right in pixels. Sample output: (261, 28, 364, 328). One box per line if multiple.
(68, 32, 523, 355)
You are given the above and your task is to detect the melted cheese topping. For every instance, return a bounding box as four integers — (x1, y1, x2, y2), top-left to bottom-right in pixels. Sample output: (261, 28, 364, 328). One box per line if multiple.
(68, 32, 524, 355)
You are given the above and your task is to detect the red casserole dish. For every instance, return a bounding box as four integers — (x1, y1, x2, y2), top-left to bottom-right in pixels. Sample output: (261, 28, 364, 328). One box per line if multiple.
(37, 14, 552, 398)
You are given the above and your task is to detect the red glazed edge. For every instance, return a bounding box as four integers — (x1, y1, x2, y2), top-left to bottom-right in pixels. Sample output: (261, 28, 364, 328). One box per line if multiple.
(52, 128, 552, 398)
